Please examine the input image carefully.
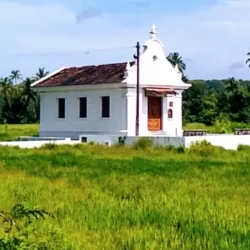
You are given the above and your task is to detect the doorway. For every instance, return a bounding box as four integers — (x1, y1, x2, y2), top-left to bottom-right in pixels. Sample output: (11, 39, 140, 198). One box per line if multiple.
(147, 96, 162, 131)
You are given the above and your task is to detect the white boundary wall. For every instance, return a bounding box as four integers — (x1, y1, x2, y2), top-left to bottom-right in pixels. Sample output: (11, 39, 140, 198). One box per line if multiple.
(1, 134, 250, 150)
(82, 134, 250, 150)
(184, 135, 250, 150)
(0, 138, 79, 149)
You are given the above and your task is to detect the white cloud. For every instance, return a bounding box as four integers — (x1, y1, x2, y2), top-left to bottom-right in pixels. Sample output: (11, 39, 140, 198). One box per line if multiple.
(0, 0, 250, 79)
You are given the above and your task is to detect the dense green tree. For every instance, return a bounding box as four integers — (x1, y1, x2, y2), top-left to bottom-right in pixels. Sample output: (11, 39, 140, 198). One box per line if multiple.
(0, 68, 46, 124)
(183, 80, 208, 123)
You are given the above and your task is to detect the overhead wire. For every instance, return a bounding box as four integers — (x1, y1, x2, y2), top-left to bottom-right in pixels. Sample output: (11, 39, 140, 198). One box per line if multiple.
(0, 45, 135, 59)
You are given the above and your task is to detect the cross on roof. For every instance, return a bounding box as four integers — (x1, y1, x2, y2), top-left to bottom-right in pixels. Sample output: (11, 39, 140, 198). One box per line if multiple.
(150, 24, 157, 39)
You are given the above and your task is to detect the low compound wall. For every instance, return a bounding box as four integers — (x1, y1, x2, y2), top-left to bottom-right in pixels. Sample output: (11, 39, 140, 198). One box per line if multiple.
(82, 134, 250, 150)
(184, 134, 250, 150)
(1, 134, 250, 150)
(0, 138, 79, 149)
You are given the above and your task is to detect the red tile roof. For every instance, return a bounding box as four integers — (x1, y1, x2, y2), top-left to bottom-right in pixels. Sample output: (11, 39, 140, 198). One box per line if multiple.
(33, 62, 135, 88)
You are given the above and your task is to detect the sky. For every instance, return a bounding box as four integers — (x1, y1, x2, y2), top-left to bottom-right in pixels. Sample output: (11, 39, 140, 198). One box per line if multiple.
(0, 0, 250, 80)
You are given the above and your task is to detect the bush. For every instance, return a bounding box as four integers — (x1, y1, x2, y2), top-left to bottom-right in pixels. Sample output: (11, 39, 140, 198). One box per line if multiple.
(237, 144, 250, 151)
(41, 143, 58, 150)
(188, 140, 223, 156)
(212, 114, 232, 134)
(175, 146, 185, 153)
(133, 137, 153, 149)
(165, 145, 175, 151)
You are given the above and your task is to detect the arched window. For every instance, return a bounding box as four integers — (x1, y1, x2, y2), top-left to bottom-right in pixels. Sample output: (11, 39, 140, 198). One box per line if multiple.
(168, 108, 173, 119)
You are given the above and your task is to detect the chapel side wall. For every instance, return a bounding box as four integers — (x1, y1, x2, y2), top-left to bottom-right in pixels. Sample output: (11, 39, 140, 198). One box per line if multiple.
(39, 88, 127, 139)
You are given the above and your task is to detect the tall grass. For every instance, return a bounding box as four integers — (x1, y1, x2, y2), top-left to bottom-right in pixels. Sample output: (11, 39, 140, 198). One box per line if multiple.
(0, 143, 249, 249)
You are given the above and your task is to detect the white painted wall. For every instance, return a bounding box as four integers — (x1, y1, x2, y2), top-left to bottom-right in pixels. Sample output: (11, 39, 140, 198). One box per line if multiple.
(39, 88, 127, 139)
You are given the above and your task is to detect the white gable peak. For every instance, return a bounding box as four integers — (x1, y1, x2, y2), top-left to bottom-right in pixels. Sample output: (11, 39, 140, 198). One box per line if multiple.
(122, 24, 191, 89)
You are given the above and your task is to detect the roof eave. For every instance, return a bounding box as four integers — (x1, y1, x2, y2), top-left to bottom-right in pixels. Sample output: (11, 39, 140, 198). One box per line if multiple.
(33, 82, 126, 92)
(31, 67, 69, 88)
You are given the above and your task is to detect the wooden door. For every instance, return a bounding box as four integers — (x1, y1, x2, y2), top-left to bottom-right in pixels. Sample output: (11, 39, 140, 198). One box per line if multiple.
(148, 96, 162, 131)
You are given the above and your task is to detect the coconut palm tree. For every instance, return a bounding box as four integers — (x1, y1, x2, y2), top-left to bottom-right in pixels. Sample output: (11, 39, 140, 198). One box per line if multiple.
(9, 70, 22, 85)
(182, 74, 189, 83)
(0, 77, 12, 108)
(34, 67, 49, 80)
(167, 52, 186, 74)
(246, 52, 250, 67)
(21, 78, 37, 110)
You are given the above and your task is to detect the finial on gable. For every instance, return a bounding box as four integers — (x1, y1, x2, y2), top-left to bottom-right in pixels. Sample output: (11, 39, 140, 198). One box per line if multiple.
(150, 24, 157, 39)
(126, 61, 131, 70)
(123, 61, 131, 79)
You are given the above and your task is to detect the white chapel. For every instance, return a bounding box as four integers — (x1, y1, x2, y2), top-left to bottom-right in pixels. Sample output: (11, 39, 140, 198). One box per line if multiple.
(31, 25, 191, 140)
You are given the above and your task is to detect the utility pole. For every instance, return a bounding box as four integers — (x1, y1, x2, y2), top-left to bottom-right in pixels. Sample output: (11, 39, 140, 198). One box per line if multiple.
(135, 42, 140, 136)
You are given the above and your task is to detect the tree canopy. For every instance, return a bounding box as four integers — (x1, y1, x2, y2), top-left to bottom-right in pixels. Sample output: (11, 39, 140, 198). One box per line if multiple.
(0, 68, 45, 124)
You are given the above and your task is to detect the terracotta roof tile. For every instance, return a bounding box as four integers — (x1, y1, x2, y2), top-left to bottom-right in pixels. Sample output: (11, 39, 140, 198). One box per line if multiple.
(33, 62, 135, 88)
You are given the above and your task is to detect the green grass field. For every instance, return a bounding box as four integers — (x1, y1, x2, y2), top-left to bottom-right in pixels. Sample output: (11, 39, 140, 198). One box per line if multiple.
(0, 143, 249, 249)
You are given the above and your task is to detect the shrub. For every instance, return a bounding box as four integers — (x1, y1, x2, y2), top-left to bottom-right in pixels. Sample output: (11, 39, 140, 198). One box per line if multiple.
(41, 143, 58, 150)
(165, 145, 175, 151)
(188, 140, 223, 156)
(175, 146, 185, 153)
(0, 203, 52, 249)
(212, 114, 232, 134)
(237, 144, 250, 151)
(133, 137, 153, 149)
